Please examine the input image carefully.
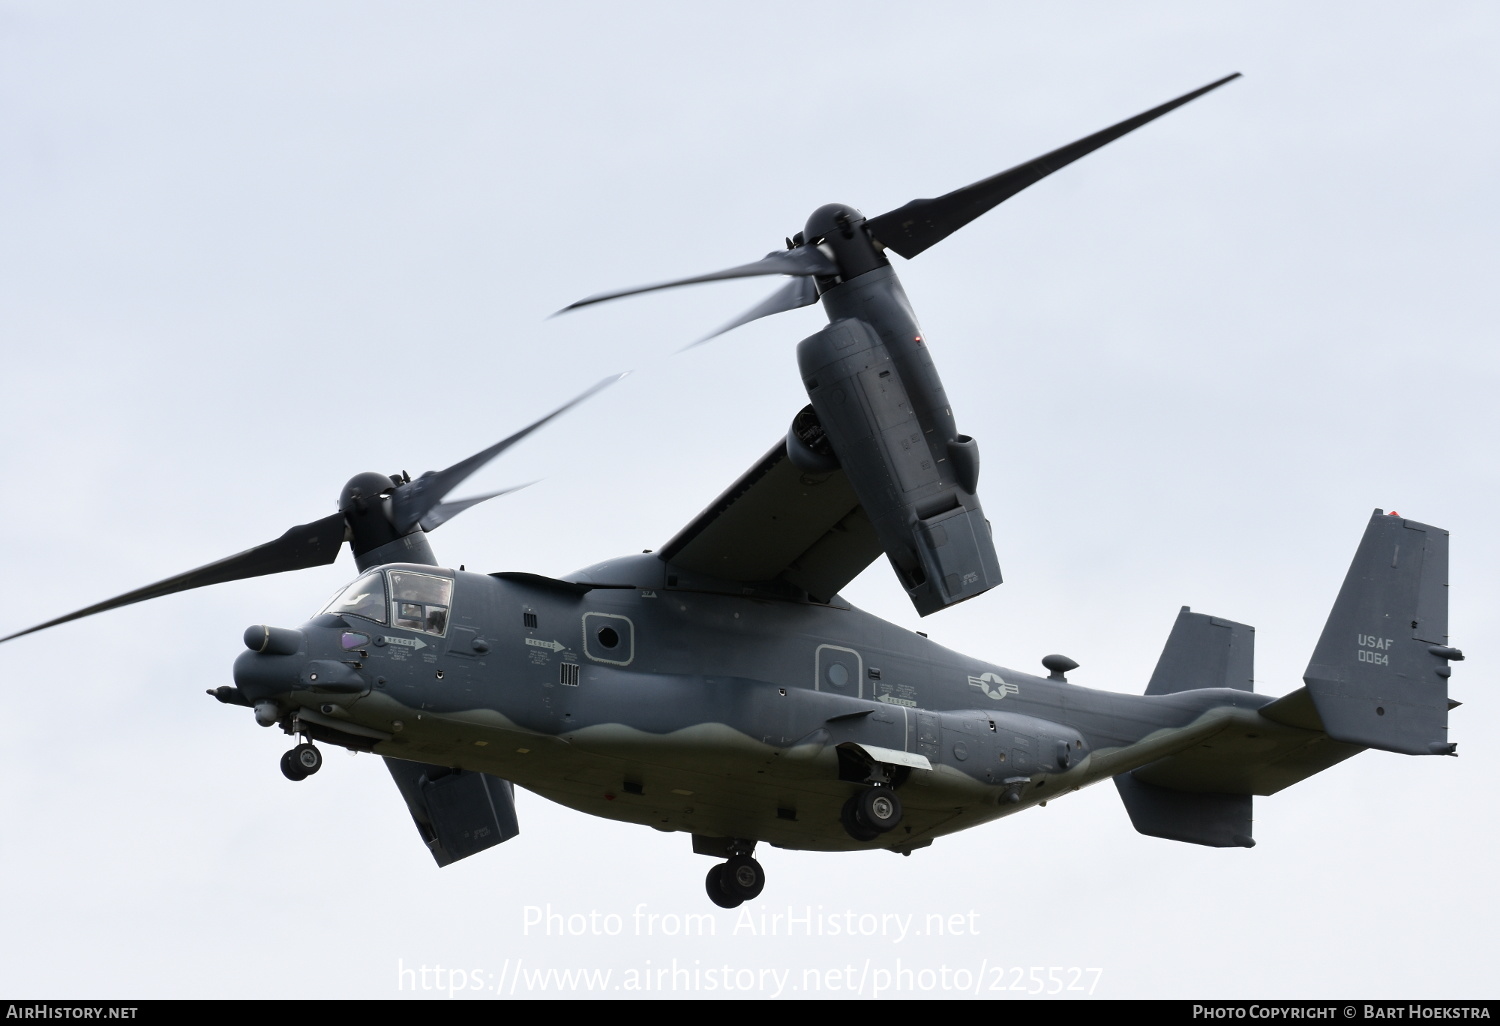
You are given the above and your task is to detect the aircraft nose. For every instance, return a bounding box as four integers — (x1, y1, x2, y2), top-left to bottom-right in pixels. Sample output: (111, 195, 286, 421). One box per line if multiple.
(234, 621, 370, 704)
(233, 647, 302, 703)
(234, 624, 306, 703)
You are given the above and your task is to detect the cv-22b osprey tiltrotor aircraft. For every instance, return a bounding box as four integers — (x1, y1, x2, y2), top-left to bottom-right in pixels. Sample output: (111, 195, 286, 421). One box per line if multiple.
(1, 75, 1461, 908)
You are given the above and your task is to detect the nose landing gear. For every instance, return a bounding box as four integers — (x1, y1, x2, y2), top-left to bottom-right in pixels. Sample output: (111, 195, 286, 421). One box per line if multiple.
(280, 742, 323, 781)
(704, 848, 766, 909)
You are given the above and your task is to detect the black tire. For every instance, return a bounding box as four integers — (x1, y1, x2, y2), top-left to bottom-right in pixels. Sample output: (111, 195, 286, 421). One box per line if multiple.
(721, 855, 765, 902)
(280, 749, 308, 782)
(705, 864, 743, 909)
(292, 743, 322, 776)
(857, 786, 902, 833)
(840, 794, 880, 841)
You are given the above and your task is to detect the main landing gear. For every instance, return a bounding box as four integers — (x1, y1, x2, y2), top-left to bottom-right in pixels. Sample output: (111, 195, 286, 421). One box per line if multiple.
(841, 785, 902, 841)
(280, 741, 322, 781)
(705, 849, 765, 909)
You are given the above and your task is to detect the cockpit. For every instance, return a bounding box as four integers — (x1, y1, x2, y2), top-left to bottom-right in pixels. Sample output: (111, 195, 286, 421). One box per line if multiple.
(321, 565, 454, 637)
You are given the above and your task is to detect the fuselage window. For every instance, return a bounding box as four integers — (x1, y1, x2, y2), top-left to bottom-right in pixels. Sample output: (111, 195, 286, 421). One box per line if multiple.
(389, 571, 453, 636)
(321, 571, 388, 625)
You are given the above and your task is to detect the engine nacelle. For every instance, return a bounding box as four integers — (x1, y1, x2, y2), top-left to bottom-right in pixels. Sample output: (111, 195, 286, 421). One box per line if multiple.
(796, 315, 1001, 615)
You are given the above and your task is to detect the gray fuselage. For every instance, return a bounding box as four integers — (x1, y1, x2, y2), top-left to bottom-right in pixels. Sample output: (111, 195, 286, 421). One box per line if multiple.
(247, 556, 1272, 854)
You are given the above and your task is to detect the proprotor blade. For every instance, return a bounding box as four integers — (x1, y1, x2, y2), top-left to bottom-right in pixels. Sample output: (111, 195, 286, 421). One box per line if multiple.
(389, 373, 624, 534)
(866, 73, 1242, 260)
(0, 512, 348, 643)
(417, 482, 536, 533)
(557, 246, 837, 315)
(2, 377, 618, 644)
(680, 276, 820, 352)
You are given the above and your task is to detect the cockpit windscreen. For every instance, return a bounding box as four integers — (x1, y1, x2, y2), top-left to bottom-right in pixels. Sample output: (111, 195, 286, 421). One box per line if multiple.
(320, 571, 388, 624)
(389, 571, 452, 636)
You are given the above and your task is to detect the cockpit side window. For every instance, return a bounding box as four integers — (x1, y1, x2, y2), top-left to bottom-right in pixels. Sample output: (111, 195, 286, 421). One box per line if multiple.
(321, 571, 388, 625)
(389, 571, 452, 636)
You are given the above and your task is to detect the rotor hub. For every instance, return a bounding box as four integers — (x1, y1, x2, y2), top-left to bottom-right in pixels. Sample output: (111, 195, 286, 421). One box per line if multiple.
(803, 203, 886, 285)
(339, 471, 398, 513)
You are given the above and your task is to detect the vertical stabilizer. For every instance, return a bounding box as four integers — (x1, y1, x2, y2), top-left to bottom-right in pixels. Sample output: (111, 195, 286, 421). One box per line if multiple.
(1145, 606, 1255, 695)
(1303, 510, 1459, 756)
(1117, 605, 1257, 847)
(1114, 774, 1254, 848)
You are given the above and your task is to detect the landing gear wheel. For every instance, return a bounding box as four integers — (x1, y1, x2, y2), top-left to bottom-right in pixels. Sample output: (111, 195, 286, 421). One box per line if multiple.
(857, 786, 902, 832)
(705, 864, 743, 909)
(721, 854, 765, 902)
(842, 786, 901, 840)
(292, 742, 322, 776)
(280, 749, 308, 782)
(840, 794, 881, 842)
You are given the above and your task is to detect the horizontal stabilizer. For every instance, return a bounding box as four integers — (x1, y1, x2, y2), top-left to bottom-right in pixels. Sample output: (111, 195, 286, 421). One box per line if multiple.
(1146, 606, 1254, 695)
(1131, 696, 1366, 796)
(385, 758, 520, 867)
(1114, 772, 1254, 848)
(1304, 511, 1458, 755)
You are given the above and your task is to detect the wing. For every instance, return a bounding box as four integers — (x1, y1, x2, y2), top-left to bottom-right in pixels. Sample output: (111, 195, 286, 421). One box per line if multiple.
(658, 440, 882, 602)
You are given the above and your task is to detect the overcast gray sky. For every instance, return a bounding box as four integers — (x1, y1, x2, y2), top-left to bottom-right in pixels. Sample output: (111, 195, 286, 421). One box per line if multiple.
(1, 1, 1496, 1000)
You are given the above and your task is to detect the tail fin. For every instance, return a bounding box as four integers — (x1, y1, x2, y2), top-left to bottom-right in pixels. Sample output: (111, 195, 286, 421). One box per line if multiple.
(1115, 605, 1258, 847)
(1145, 606, 1255, 695)
(1303, 509, 1459, 756)
(1114, 774, 1254, 848)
